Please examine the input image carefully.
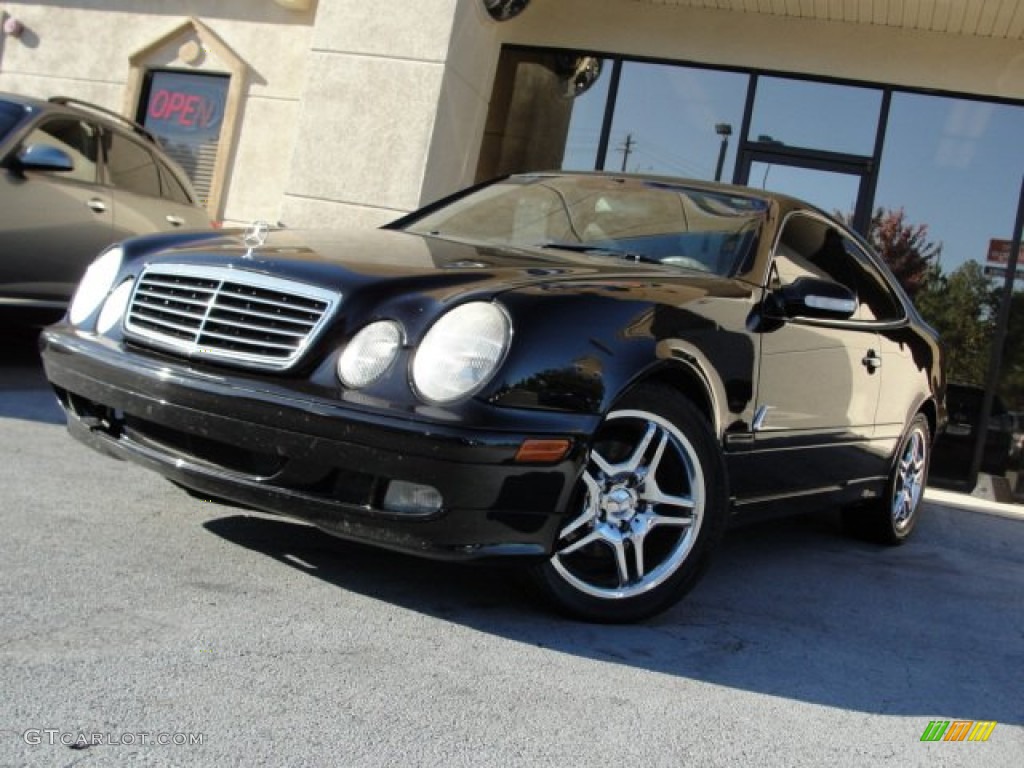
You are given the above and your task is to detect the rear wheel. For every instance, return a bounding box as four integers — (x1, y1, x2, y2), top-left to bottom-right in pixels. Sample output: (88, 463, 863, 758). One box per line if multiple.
(532, 384, 727, 622)
(844, 413, 931, 544)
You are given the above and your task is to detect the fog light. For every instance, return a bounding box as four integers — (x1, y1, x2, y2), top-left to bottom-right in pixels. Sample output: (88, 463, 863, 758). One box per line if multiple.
(383, 480, 442, 515)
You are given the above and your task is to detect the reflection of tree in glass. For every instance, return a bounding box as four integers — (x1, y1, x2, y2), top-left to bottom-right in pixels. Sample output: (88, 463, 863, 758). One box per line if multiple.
(843, 207, 996, 391)
(916, 261, 995, 389)
(842, 207, 940, 299)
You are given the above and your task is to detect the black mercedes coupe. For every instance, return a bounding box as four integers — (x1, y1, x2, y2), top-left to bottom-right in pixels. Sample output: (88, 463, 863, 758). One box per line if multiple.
(40, 173, 945, 622)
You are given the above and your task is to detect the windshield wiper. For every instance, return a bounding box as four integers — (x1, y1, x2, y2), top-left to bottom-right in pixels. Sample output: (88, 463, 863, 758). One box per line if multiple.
(535, 241, 661, 265)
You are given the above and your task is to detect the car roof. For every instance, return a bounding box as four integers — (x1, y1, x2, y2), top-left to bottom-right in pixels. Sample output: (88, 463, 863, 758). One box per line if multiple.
(0, 91, 156, 144)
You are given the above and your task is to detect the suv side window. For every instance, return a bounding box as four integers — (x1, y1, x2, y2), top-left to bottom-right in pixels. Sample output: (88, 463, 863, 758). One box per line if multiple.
(772, 214, 904, 322)
(23, 118, 99, 184)
(156, 158, 194, 205)
(104, 131, 161, 198)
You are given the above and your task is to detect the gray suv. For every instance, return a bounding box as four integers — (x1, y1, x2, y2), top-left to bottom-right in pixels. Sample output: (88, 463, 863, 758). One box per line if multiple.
(0, 93, 212, 310)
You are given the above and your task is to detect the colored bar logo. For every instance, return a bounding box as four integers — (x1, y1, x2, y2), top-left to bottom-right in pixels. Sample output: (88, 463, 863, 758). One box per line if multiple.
(920, 720, 997, 742)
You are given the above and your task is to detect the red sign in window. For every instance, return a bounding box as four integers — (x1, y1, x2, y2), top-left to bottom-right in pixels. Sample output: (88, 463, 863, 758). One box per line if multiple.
(143, 72, 227, 140)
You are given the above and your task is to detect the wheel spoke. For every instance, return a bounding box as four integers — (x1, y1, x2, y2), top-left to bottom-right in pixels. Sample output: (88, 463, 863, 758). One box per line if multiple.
(648, 430, 669, 476)
(558, 528, 603, 556)
(642, 485, 695, 513)
(648, 510, 694, 528)
(623, 422, 658, 474)
(632, 534, 646, 580)
(610, 536, 630, 587)
(559, 471, 601, 539)
(591, 449, 616, 478)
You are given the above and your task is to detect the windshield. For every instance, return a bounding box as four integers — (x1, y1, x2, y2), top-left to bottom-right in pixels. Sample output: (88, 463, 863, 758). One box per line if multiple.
(401, 175, 769, 277)
(0, 100, 28, 142)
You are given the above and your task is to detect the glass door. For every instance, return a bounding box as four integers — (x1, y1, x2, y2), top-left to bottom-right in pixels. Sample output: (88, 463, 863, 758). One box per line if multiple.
(736, 147, 874, 233)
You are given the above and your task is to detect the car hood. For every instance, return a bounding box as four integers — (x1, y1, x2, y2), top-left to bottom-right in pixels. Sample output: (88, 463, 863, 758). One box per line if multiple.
(140, 227, 746, 302)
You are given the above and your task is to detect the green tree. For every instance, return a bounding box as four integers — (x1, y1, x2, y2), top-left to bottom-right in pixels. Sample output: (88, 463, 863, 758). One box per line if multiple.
(914, 261, 996, 386)
(997, 290, 1024, 410)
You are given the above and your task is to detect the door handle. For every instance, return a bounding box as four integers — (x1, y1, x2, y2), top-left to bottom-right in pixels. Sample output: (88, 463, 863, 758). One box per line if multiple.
(862, 350, 882, 372)
(86, 198, 107, 213)
(165, 215, 185, 226)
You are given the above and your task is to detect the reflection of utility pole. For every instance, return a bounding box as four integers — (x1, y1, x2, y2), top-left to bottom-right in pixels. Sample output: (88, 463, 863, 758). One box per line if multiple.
(714, 123, 731, 182)
(618, 133, 635, 172)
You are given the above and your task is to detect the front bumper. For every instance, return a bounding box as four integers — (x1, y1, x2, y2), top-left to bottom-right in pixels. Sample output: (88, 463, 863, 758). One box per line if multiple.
(40, 327, 596, 561)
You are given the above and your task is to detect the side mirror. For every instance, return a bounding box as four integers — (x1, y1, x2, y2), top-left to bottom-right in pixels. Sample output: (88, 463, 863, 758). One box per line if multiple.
(15, 144, 74, 173)
(770, 277, 857, 320)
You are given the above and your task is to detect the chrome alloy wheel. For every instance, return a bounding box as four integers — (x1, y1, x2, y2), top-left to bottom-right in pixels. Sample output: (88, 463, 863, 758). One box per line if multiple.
(551, 409, 705, 600)
(892, 423, 927, 532)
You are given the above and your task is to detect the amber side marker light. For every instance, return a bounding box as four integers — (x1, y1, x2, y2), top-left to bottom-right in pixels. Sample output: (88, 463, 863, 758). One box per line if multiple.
(515, 439, 571, 463)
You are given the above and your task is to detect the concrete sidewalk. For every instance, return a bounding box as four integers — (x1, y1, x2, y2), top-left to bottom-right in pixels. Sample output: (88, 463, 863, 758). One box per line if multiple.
(926, 475, 1024, 522)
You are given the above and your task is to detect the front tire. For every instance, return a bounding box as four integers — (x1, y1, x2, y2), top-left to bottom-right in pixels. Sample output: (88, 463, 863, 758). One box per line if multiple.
(532, 384, 728, 622)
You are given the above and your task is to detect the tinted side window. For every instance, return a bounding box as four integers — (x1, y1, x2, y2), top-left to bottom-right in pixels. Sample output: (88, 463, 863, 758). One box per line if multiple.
(0, 100, 27, 141)
(105, 132, 160, 197)
(23, 118, 99, 183)
(156, 159, 193, 205)
(838, 238, 904, 321)
(773, 214, 904, 322)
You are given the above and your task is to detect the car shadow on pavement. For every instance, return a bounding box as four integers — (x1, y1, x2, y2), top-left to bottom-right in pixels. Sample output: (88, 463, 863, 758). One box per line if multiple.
(204, 505, 1024, 726)
(0, 321, 65, 425)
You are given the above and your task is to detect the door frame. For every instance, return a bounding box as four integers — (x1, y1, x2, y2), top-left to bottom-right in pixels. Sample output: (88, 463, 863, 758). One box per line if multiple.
(735, 142, 876, 233)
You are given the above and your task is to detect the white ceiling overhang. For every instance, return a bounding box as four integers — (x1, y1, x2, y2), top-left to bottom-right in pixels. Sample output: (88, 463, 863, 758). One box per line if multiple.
(628, 0, 1024, 40)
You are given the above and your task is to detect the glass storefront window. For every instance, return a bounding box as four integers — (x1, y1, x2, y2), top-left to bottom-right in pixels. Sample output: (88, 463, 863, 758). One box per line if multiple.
(601, 63, 748, 180)
(749, 77, 882, 156)
(876, 93, 1024, 490)
(138, 70, 229, 208)
(748, 162, 861, 218)
(561, 61, 611, 171)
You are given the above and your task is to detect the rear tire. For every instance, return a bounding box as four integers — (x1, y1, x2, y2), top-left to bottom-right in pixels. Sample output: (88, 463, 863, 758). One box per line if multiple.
(843, 413, 931, 545)
(532, 384, 728, 623)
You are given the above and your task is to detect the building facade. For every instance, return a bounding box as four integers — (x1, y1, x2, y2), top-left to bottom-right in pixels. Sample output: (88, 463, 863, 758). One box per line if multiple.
(2, 1, 1020, 228)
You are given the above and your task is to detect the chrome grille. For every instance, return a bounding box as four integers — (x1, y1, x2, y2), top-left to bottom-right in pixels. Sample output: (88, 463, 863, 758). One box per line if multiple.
(124, 265, 338, 371)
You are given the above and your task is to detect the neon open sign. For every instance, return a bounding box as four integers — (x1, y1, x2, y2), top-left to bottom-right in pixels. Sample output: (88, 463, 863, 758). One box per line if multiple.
(148, 89, 220, 128)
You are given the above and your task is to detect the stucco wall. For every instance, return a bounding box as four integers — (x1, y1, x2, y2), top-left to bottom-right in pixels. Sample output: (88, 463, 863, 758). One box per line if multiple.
(278, 0, 501, 229)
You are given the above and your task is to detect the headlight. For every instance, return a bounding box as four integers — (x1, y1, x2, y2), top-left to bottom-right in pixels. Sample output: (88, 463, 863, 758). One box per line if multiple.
(69, 246, 123, 326)
(96, 279, 135, 334)
(337, 320, 403, 389)
(412, 302, 511, 404)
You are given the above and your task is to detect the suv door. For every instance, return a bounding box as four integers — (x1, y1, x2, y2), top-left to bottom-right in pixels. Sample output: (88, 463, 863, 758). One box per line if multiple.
(0, 116, 113, 306)
(101, 130, 210, 240)
(744, 214, 885, 499)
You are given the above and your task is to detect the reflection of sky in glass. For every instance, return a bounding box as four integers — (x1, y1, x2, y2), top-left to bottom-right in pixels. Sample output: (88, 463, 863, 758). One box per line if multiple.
(749, 163, 860, 218)
(750, 77, 882, 156)
(876, 94, 1024, 272)
(564, 63, 748, 181)
(559, 57, 1024, 276)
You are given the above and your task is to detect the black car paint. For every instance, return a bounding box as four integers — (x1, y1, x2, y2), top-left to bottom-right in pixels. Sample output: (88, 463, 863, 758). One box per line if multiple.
(40, 175, 944, 563)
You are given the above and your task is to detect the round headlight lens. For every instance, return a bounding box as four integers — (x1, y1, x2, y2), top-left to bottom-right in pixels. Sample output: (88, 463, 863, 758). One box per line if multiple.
(412, 302, 511, 404)
(337, 320, 404, 389)
(69, 246, 124, 327)
(96, 279, 135, 334)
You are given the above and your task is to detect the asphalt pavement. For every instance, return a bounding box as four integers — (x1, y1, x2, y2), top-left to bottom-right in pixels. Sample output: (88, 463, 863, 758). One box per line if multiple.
(1, 323, 1021, 767)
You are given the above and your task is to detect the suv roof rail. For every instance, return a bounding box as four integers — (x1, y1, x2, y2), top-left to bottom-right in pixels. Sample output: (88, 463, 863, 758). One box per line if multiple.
(48, 96, 157, 143)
